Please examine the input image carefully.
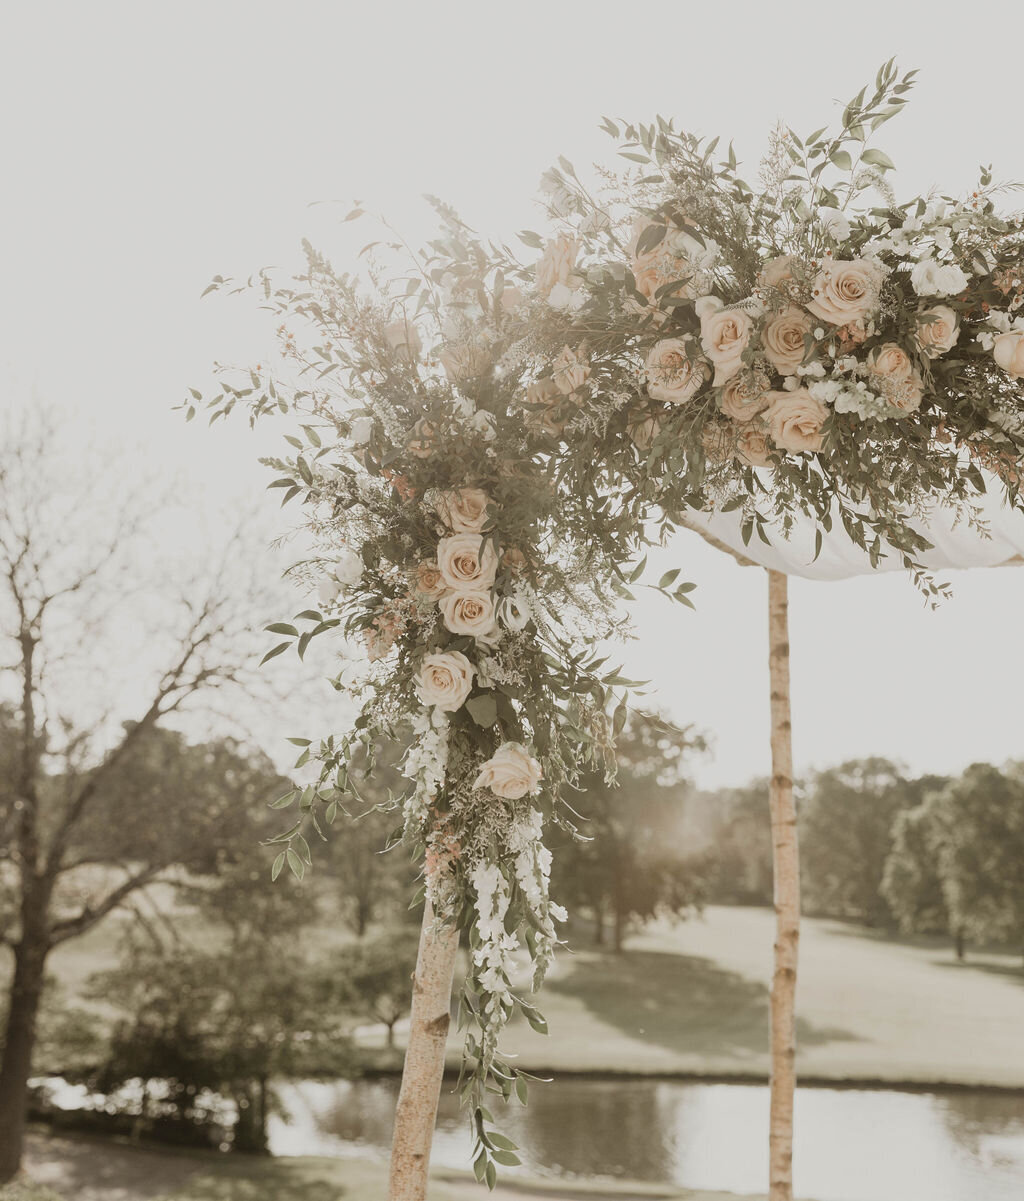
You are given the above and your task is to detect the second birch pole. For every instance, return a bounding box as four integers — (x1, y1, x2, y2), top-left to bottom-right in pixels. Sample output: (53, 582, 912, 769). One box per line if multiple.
(767, 568, 799, 1201)
(388, 899, 460, 1201)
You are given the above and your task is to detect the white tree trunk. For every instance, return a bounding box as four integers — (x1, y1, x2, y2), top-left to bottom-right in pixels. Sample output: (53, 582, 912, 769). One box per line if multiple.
(767, 569, 799, 1201)
(388, 899, 459, 1201)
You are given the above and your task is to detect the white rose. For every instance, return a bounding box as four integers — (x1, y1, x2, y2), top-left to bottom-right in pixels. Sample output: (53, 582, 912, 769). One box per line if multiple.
(993, 330, 1024, 378)
(934, 263, 969, 296)
(911, 258, 967, 298)
(334, 550, 364, 589)
(440, 591, 499, 642)
(473, 742, 543, 799)
(317, 578, 342, 606)
(915, 305, 960, 358)
(547, 282, 575, 311)
(415, 651, 474, 712)
(498, 594, 531, 631)
(437, 534, 498, 592)
(821, 210, 851, 242)
(350, 416, 374, 445)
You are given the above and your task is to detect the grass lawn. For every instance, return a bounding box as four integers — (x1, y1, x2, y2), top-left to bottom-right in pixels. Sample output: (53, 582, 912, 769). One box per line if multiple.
(20, 902, 1024, 1088)
(15, 1130, 771, 1201)
(435, 905, 1024, 1088)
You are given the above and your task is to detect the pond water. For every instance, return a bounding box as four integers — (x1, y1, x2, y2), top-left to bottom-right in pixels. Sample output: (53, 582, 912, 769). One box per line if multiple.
(270, 1076, 1024, 1201)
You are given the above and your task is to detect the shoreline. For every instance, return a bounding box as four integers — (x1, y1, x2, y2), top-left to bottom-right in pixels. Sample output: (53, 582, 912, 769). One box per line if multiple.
(355, 1064, 1024, 1097)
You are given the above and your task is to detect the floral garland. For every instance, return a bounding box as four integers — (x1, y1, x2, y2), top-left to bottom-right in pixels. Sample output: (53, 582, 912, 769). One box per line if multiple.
(185, 60, 1024, 1179)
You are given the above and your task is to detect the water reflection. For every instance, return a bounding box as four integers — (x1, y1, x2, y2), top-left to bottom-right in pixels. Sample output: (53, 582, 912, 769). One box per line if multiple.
(271, 1077, 1024, 1201)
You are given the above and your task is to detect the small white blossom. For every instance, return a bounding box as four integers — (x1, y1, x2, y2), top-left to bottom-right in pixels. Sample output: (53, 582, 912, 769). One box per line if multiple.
(350, 416, 374, 445)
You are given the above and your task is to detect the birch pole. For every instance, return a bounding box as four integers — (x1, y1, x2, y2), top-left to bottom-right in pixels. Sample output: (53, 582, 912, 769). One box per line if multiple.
(767, 568, 799, 1201)
(389, 899, 460, 1201)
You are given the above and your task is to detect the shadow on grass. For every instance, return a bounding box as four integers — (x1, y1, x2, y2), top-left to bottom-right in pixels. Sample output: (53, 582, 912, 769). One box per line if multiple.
(169, 1167, 345, 1201)
(548, 949, 858, 1059)
(931, 958, 1024, 987)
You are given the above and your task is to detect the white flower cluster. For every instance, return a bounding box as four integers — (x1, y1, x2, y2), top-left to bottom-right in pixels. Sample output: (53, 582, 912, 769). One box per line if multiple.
(508, 808, 566, 985)
(808, 376, 893, 422)
(470, 859, 520, 1014)
(401, 708, 449, 836)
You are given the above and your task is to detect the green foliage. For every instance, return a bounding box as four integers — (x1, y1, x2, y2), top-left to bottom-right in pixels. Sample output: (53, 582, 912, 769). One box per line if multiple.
(929, 764, 1024, 950)
(554, 711, 709, 951)
(800, 759, 944, 926)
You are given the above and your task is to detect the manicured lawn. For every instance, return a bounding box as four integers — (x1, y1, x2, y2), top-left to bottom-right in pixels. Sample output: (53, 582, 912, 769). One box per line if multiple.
(17, 902, 1024, 1088)
(482, 906, 1024, 1087)
(15, 1131, 765, 1201)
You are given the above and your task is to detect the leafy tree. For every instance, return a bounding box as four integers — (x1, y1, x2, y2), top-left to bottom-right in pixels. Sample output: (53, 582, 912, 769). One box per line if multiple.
(881, 793, 964, 956)
(800, 759, 943, 926)
(87, 850, 352, 1153)
(553, 712, 708, 953)
(321, 740, 416, 938)
(0, 405, 278, 1182)
(930, 764, 1024, 961)
(700, 781, 774, 906)
(334, 929, 421, 1049)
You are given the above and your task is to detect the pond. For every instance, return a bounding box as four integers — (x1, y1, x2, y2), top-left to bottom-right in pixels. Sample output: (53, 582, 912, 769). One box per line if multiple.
(270, 1076, 1024, 1201)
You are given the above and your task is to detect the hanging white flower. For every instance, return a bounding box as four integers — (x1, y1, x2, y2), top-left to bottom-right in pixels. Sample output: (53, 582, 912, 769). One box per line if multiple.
(350, 416, 374, 445)
(334, 549, 364, 589)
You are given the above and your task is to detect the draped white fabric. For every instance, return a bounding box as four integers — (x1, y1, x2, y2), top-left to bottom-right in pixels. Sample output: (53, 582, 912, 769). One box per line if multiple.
(687, 480, 1024, 580)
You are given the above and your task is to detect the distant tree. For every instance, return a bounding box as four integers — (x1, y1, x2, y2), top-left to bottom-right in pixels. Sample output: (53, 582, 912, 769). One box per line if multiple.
(0, 405, 280, 1183)
(881, 793, 964, 956)
(930, 764, 1024, 962)
(335, 929, 421, 1049)
(322, 740, 416, 938)
(88, 850, 352, 1153)
(800, 759, 943, 926)
(553, 712, 708, 953)
(701, 781, 774, 906)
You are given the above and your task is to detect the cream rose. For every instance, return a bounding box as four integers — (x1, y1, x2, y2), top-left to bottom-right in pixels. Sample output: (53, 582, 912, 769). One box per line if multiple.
(806, 258, 884, 326)
(551, 345, 590, 395)
(414, 561, 448, 601)
(440, 590, 499, 641)
(383, 319, 422, 361)
(758, 255, 795, 289)
(627, 407, 663, 451)
(473, 742, 543, 799)
(719, 368, 771, 423)
(700, 302, 754, 385)
(436, 487, 492, 534)
(437, 534, 498, 592)
(992, 330, 1024, 378)
(735, 424, 772, 467)
(762, 306, 815, 376)
(645, 337, 710, 404)
(867, 342, 914, 381)
(888, 373, 925, 413)
(439, 343, 490, 382)
(914, 305, 960, 358)
(765, 388, 828, 454)
(535, 235, 580, 299)
(415, 651, 474, 712)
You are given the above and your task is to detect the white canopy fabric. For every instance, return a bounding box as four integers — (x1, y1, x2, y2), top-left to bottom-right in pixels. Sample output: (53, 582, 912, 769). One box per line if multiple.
(686, 481, 1024, 580)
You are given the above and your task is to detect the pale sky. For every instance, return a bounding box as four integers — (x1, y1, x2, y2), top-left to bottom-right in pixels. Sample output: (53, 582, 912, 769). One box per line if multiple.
(3, 1, 1023, 788)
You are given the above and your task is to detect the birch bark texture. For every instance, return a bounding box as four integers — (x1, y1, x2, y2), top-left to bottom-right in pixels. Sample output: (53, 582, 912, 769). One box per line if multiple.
(388, 900, 460, 1201)
(767, 568, 800, 1201)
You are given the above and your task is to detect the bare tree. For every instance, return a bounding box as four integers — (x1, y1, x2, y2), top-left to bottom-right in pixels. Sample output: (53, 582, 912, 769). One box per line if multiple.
(0, 405, 275, 1182)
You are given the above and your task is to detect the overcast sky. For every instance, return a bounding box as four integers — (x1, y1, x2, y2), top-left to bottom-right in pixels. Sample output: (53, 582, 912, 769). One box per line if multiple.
(3, 1, 1023, 788)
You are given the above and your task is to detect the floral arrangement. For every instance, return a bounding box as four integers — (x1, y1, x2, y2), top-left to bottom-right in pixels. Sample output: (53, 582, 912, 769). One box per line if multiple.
(185, 60, 1024, 1181)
